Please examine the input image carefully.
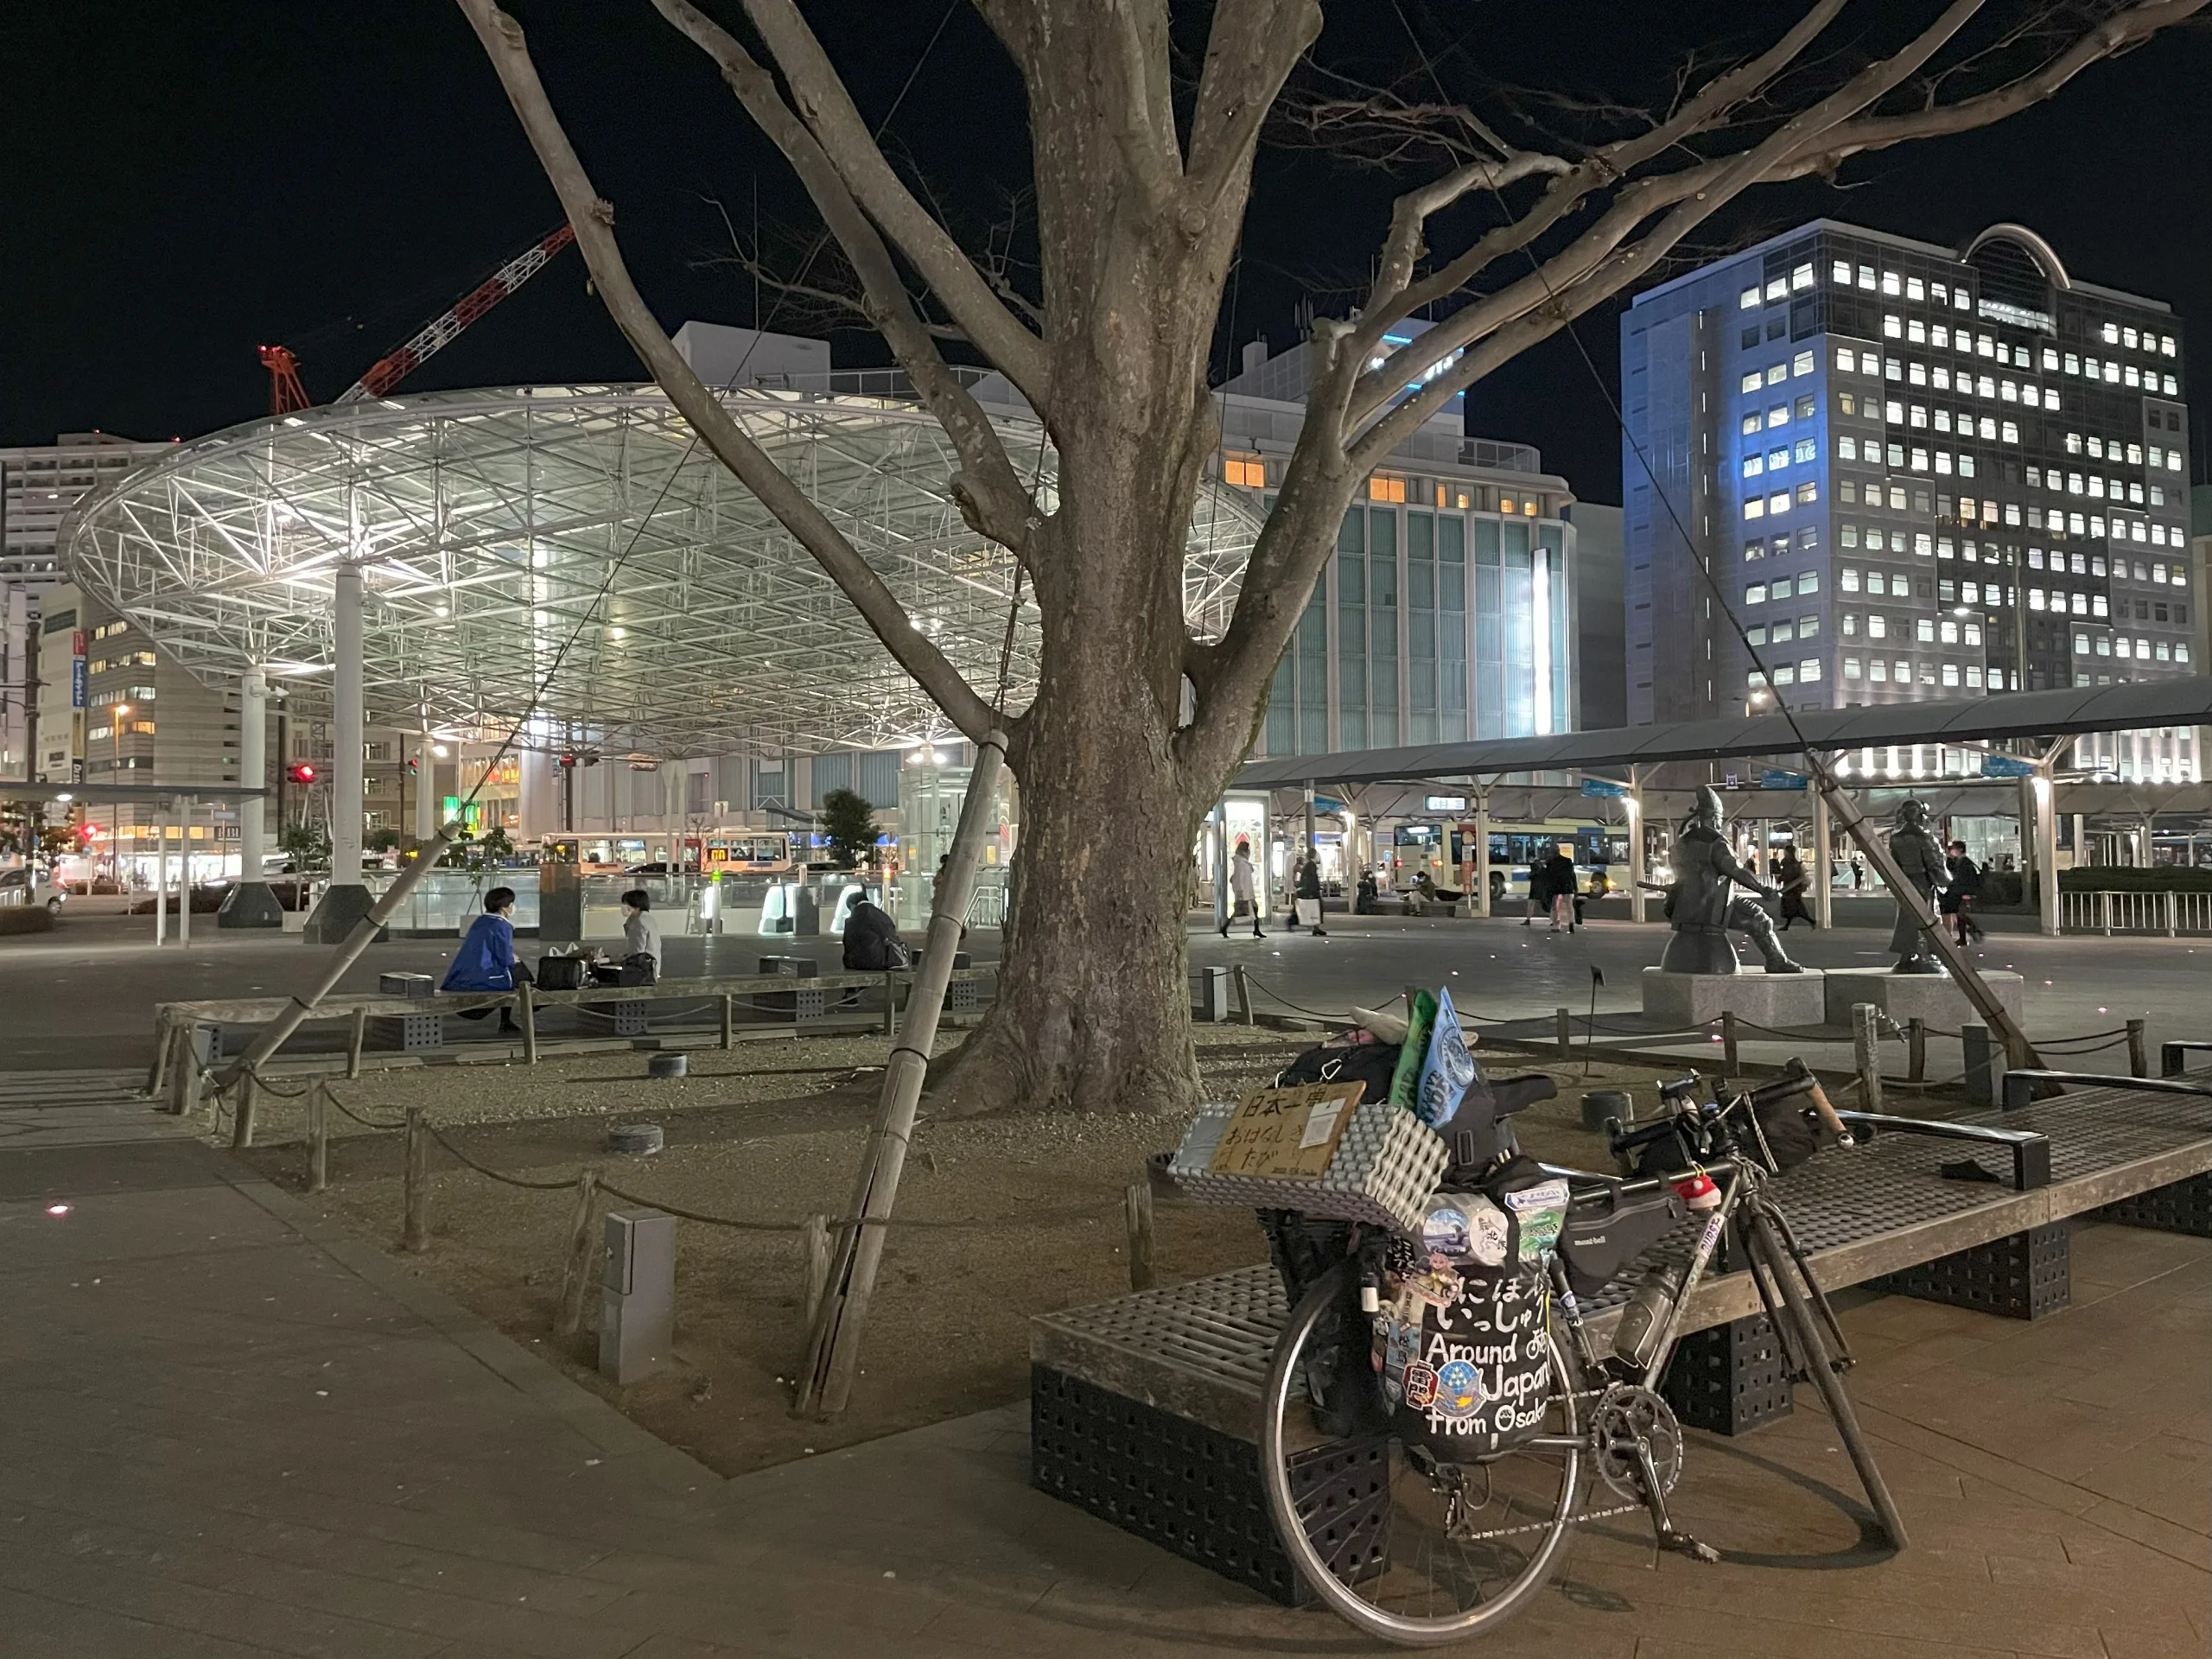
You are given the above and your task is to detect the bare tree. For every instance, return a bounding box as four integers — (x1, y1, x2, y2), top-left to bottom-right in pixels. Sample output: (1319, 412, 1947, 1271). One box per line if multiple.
(456, 0, 2201, 1116)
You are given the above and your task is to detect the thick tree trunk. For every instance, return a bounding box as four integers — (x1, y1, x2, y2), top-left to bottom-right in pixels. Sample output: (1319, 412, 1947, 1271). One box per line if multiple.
(931, 485, 1214, 1119)
(932, 736, 1205, 1116)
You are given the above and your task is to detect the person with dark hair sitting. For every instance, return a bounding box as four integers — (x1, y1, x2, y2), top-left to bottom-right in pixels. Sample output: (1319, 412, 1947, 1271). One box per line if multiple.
(441, 887, 530, 1032)
(598, 887, 661, 985)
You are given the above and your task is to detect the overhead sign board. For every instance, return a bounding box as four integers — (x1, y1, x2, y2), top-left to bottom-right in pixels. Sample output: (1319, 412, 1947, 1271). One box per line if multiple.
(1580, 779, 1628, 798)
(1424, 794, 1467, 812)
(1980, 754, 2037, 779)
(1759, 768, 1808, 790)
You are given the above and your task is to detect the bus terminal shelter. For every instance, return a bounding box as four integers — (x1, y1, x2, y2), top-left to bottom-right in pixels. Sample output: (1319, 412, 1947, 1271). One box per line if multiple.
(1233, 678, 2212, 935)
(64, 381, 1262, 936)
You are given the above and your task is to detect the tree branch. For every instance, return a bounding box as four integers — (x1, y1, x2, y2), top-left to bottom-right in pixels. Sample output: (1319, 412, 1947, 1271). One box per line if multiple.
(453, 0, 997, 744)
(1185, 0, 1323, 205)
(738, 0, 1052, 410)
(651, 0, 1039, 554)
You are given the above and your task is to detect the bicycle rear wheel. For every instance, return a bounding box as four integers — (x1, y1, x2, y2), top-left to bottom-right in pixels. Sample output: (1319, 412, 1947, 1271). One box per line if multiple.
(1258, 1262, 1584, 1647)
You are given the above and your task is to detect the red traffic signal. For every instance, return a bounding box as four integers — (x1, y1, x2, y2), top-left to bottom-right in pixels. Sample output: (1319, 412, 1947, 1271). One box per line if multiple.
(289, 762, 316, 785)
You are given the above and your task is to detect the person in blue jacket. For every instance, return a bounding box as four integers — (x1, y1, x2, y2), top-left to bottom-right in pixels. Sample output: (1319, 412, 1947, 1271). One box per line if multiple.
(442, 887, 530, 1032)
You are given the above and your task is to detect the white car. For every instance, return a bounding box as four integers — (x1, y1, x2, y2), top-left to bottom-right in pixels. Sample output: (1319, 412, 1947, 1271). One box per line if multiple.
(0, 868, 65, 911)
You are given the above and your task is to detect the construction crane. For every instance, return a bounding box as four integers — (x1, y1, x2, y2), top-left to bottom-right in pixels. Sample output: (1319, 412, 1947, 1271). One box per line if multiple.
(258, 223, 576, 416)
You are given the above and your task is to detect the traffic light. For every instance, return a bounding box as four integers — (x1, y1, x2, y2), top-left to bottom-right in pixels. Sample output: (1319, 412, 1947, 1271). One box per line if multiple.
(405, 758, 419, 776)
(289, 762, 316, 785)
(556, 753, 576, 770)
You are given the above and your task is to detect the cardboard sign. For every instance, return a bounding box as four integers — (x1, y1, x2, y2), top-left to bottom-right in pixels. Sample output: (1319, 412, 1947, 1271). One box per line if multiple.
(1207, 1081, 1365, 1181)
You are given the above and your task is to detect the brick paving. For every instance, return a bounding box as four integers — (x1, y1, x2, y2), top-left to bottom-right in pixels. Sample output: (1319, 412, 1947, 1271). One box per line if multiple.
(0, 1086, 2203, 1656)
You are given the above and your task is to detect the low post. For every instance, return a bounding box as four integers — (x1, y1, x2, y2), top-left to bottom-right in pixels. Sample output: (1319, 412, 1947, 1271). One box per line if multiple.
(1720, 1010, 1739, 1071)
(518, 982, 538, 1065)
(2164, 891, 2178, 938)
(346, 1007, 366, 1080)
(144, 1014, 172, 1100)
(1555, 1007, 1572, 1061)
(721, 991, 735, 1049)
(556, 1169, 600, 1337)
(1907, 1017, 1926, 1083)
(230, 1069, 258, 1150)
(1962, 1022, 2001, 1108)
(2126, 1018, 2147, 1079)
(1233, 964, 1255, 1027)
(402, 1106, 429, 1254)
(1853, 1002, 1884, 1114)
(1124, 1181, 1156, 1292)
(307, 1080, 328, 1193)
(166, 1026, 194, 1116)
(880, 974, 898, 1038)
(2098, 891, 2112, 936)
(801, 1212, 830, 1332)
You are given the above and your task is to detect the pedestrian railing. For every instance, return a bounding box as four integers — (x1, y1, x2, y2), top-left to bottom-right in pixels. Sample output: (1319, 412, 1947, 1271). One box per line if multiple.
(2058, 888, 2212, 937)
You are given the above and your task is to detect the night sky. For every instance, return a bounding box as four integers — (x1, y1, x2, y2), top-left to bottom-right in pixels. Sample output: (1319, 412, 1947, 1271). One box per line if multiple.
(5, 2, 2207, 503)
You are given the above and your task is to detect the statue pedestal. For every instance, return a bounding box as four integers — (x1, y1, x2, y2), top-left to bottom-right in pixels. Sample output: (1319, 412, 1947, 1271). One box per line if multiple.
(1821, 968, 2024, 1029)
(1642, 968, 1828, 1030)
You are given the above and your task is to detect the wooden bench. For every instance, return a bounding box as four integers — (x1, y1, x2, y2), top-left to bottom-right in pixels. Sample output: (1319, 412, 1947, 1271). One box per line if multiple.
(148, 963, 996, 1109)
(1029, 1080, 2212, 1604)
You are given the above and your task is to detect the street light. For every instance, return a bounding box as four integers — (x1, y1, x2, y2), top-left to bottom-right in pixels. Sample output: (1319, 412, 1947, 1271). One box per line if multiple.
(111, 704, 131, 883)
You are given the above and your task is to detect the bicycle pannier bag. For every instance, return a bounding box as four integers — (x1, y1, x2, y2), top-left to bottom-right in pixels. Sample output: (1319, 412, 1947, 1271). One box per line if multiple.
(1375, 1253, 1554, 1459)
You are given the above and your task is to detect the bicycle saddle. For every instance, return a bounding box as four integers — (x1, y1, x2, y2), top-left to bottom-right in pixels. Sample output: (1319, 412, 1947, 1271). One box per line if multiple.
(1446, 1071, 1558, 1172)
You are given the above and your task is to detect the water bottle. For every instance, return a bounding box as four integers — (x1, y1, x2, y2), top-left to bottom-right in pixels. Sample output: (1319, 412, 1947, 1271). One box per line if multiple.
(1611, 1262, 1685, 1372)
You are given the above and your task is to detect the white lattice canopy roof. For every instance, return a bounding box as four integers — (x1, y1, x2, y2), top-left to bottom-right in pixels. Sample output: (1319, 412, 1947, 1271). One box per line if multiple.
(67, 384, 1262, 754)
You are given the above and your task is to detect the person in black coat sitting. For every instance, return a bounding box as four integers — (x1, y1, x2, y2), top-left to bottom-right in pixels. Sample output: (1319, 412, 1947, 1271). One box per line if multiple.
(842, 895, 908, 970)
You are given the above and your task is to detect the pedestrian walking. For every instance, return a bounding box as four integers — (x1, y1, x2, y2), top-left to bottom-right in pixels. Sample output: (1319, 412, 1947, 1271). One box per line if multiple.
(1944, 841, 1986, 944)
(1543, 844, 1578, 932)
(1850, 855, 1865, 890)
(1522, 859, 1548, 927)
(1221, 838, 1264, 938)
(1295, 851, 1326, 936)
(1776, 847, 1816, 930)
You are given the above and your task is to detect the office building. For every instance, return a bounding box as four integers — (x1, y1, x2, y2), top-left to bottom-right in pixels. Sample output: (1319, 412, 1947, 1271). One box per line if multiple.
(1217, 321, 1581, 754)
(2, 432, 177, 778)
(1623, 220, 2193, 780)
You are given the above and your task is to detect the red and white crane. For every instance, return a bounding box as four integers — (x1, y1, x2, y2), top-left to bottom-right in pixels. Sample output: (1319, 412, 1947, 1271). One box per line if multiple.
(259, 222, 576, 416)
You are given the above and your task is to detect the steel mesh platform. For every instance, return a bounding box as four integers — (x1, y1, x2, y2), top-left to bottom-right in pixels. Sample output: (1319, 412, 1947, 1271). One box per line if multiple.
(1033, 1084, 2212, 1440)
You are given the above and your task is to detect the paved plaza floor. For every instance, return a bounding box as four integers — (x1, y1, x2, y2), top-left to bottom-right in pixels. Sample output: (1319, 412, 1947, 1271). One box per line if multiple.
(0, 1072, 2205, 1656)
(3, 908, 2205, 1078)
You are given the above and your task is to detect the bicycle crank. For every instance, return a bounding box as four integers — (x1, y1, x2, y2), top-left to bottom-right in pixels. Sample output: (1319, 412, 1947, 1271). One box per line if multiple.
(1588, 1383, 1684, 1503)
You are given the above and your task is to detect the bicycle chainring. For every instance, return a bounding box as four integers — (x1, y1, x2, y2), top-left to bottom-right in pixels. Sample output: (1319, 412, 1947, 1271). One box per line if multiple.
(1588, 1382, 1684, 1503)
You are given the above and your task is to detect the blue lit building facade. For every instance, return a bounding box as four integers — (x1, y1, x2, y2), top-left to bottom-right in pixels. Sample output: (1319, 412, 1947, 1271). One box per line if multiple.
(1623, 219, 2195, 781)
(1222, 323, 1580, 757)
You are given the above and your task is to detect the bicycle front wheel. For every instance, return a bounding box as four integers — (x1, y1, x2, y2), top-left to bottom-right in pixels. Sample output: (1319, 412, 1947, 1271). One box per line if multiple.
(1258, 1263, 1585, 1647)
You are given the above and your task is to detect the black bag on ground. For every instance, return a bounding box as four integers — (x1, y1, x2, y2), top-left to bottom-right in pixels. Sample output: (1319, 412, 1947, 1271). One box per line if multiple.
(535, 955, 587, 992)
(1274, 1039, 1402, 1103)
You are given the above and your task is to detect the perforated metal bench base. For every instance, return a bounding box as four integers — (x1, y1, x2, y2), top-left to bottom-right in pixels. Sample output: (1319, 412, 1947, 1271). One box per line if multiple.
(2097, 1170, 2212, 1237)
(1870, 1224, 2071, 1319)
(1030, 1365, 1384, 1606)
(1662, 1314, 1796, 1434)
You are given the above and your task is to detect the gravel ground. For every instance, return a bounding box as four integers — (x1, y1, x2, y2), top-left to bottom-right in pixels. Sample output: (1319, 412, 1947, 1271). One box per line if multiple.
(234, 1026, 1709, 1475)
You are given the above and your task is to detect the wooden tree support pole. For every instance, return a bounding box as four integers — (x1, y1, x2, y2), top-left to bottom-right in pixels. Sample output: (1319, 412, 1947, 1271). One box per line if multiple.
(1907, 1018, 1926, 1083)
(721, 991, 735, 1049)
(307, 1081, 328, 1193)
(346, 1007, 368, 1080)
(402, 1106, 429, 1254)
(556, 1169, 600, 1337)
(1124, 1181, 1156, 1292)
(231, 1070, 258, 1150)
(1721, 1010, 1739, 1072)
(518, 983, 538, 1065)
(1556, 1007, 1573, 1061)
(881, 975, 898, 1038)
(801, 1212, 830, 1333)
(2126, 1018, 2147, 1078)
(798, 732, 1006, 1421)
(1232, 964, 1255, 1027)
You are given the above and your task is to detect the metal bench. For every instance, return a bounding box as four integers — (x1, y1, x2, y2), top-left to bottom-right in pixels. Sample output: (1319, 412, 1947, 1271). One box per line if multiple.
(1030, 1080, 2212, 1602)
